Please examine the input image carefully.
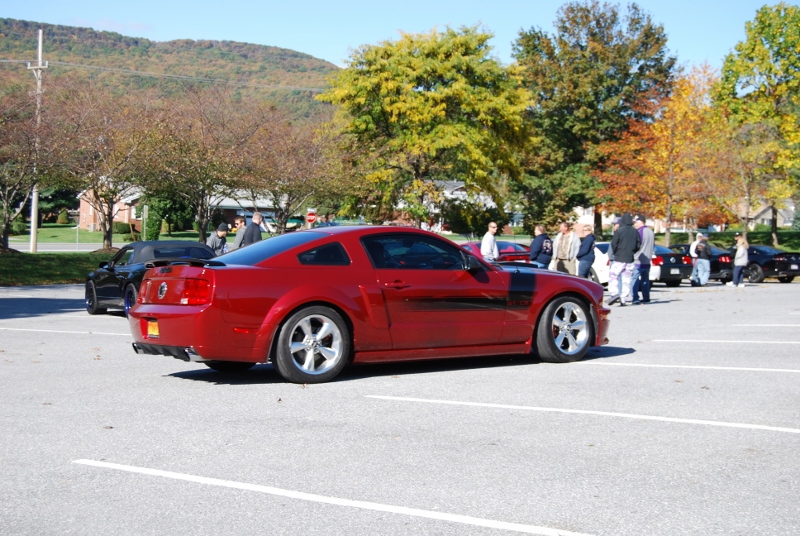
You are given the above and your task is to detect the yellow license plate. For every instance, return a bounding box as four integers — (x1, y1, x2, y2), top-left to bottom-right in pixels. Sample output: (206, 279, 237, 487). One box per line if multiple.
(147, 320, 160, 338)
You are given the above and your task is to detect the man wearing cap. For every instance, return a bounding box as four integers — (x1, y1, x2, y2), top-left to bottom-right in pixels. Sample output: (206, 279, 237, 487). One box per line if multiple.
(206, 223, 229, 256)
(692, 232, 712, 286)
(631, 215, 654, 304)
(607, 214, 640, 306)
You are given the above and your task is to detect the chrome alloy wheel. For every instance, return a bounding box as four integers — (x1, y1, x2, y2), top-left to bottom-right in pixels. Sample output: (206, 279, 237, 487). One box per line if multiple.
(287, 313, 344, 375)
(550, 301, 589, 356)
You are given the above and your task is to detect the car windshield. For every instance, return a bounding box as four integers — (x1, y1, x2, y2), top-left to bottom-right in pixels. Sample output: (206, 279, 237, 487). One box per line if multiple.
(218, 231, 323, 265)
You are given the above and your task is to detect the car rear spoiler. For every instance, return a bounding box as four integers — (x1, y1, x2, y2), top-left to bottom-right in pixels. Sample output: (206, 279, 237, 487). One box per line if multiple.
(144, 258, 226, 269)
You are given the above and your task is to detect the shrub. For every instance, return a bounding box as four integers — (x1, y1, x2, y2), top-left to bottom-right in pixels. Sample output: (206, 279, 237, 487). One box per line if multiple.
(113, 222, 133, 234)
(10, 219, 27, 235)
(56, 209, 70, 224)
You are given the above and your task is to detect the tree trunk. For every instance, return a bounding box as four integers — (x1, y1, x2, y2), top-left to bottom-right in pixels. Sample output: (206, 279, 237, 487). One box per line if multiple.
(593, 209, 602, 238)
(771, 205, 779, 246)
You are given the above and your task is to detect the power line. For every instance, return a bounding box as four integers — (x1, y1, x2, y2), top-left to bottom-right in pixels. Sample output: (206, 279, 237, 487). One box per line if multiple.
(2, 58, 327, 92)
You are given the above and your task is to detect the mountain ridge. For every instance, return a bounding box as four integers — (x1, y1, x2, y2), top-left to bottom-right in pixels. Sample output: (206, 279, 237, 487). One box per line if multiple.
(0, 18, 339, 117)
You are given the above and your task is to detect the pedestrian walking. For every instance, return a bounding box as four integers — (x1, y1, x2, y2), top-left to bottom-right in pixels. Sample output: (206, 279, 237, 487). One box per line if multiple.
(480, 222, 499, 262)
(576, 224, 596, 279)
(728, 232, 749, 288)
(607, 214, 640, 306)
(631, 215, 654, 304)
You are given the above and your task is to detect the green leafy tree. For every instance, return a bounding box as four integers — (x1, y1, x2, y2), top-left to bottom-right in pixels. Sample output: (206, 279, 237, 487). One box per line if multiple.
(317, 26, 530, 227)
(715, 2, 800, 244)
(513, 0, 676, 231)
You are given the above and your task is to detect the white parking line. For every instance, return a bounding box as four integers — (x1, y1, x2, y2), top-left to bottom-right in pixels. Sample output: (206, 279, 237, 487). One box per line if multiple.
(367, 396, 800, 435)
(652, 339, 800, 344)
(73, 459, 591, 536)
(732, 324, 800, 327)
(577, 362, 800, 373)
(0, 327, 129, 336)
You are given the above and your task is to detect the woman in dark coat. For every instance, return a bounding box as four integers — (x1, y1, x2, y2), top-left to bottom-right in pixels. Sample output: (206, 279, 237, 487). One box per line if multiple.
(576, 224, 596, 279)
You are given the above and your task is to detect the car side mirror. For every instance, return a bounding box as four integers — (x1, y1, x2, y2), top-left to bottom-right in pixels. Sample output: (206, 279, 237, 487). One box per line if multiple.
(464, 255, 483, 272)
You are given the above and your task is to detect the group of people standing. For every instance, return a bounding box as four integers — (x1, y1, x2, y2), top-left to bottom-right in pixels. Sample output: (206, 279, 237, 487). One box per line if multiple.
(605, 214, 653, 306)
(205, 212, 265, 256)
(480, 215, 655, 307)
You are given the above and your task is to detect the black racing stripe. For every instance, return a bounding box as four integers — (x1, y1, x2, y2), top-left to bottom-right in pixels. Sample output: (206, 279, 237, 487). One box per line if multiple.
(396, 296, 507, 312)
(507, 271, 535, 308)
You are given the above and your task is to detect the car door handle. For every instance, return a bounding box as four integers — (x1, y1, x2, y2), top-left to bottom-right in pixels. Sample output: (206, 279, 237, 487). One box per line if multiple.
(384, 281, 411, 289)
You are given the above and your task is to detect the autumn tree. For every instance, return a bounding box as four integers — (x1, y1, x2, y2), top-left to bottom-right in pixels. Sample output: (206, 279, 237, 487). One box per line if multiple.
(715, 2, 800, 244)
(0, 84, 47, 250)
(317, 26, 529, 227)
(144, 85, 277, 242)
(595, 67, 723, 245)
(513, 0, 676, 231)
(45, 78, 164, 249)
(237, 116, 347, 234)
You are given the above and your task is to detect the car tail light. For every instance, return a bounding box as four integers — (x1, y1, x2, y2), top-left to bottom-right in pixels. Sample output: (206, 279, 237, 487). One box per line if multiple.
(138, 281, 150, 303)
(774, 255, 787, 262)
(682, 255, 692, 265)
(181, 279, 211, 305)
(651, 255, 664, 266)
(718, 255, 731, 263)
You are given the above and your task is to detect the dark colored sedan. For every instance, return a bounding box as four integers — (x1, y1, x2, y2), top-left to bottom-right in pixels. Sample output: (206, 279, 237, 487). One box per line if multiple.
(728, 245, 800, 283)
(129, 227, 611, 384)
(671, 244, 733, 283)
(86, 241, 216, 316)
(461, 240, 531, 262)
(651, 245, 693, 287)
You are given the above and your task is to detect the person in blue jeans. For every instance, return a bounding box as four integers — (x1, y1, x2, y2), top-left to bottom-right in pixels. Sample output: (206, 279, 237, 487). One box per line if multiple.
(631, 215, 654, 304)
(694, 235, 712, 286)
(576, 224, 596, 278)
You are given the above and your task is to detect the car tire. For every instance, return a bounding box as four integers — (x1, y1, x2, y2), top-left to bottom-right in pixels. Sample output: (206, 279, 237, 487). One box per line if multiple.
(274, 306, 350, 384)
(778, 275, 794, 283)
(124, 284, 138, 318)
(665, 280, 681, 287)
(535, 296, 593, 363)
(85, 281, 107, 315)
(204, 361, 257, 372)
(747, 263, 765, 284)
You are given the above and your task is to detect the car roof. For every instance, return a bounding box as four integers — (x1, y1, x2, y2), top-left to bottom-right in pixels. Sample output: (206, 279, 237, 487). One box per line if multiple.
(120, 241, 216, 264)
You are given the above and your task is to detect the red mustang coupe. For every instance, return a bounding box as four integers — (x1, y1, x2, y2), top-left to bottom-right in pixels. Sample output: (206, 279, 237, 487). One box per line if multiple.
(130, 226, 610, 383)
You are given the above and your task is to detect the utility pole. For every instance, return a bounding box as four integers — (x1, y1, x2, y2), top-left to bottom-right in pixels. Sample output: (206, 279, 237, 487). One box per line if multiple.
(27, 29, 48, 253)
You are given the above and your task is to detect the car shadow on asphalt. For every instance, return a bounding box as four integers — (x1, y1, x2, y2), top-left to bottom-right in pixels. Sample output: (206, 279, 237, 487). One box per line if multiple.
(0, 297, 86, 319)
(168, 347, 636, 385)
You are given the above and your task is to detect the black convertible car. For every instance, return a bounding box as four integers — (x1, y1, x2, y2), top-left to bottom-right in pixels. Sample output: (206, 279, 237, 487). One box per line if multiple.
(85, 241, 216, 316)
(671, 243, 733, 283)
(728, 244, 800, 283)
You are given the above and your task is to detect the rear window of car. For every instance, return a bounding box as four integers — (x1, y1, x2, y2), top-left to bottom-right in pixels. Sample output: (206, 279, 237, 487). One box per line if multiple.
(654, 245, 673, 254)
(219, 231, 323, 265)
(297, 243, 350, 266)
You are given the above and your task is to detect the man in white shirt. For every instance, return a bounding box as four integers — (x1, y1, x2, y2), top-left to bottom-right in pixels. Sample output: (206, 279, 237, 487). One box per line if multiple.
(480, 222, 499, 262)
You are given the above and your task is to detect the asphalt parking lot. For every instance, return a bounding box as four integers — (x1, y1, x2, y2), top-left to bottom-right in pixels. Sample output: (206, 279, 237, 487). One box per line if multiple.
(1, 281, 798, 535)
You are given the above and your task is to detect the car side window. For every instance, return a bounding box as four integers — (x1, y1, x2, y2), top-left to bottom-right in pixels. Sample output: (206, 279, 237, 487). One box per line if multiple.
(363, 235, 462, 270)
(114, 249, 135, 266)
(297, 243, 350, 266)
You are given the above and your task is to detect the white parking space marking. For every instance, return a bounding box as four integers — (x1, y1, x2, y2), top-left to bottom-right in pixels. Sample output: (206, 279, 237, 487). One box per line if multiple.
(578, 362, 800, 373)
(73, 459, 591, 536)
(367, 396, 800, 435)
(653, 339, 800, 344)
(0, 327, 129, 336)
(732, 324, 800, 327)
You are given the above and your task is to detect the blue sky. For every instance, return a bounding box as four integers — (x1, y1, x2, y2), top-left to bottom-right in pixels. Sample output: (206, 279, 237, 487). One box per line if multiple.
(2, 1, 789, 69)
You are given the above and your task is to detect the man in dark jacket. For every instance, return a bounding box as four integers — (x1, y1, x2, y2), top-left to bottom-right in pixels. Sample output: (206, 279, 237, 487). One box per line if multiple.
(241, 212, 264, 247)
(607, 213, 640, 306)
(528, 224, 553, 269)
